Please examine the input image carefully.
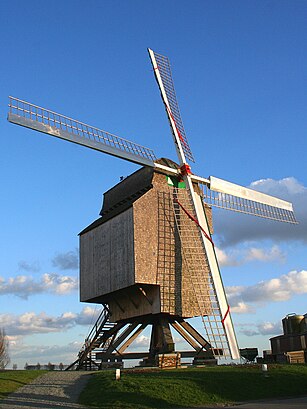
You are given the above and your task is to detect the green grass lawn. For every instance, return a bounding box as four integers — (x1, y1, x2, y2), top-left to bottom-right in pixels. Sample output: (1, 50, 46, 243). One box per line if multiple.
(79, 365, 307, 409)
(0, 370, 46, 400)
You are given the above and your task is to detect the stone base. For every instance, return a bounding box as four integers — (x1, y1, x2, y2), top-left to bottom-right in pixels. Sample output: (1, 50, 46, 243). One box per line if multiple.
(156, 353, 181, 369)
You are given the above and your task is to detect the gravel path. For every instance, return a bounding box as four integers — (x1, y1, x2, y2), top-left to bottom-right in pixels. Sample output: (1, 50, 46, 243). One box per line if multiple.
(0, 371, 94, 409)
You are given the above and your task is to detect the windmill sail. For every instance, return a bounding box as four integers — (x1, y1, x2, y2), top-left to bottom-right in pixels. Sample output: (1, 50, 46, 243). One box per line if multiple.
(149, 49, 239, 360)
(170, 186, 237, 358)
(201, 176, 297, 224)
(148, 49, 195, 164)
(8, 96, 156, 167)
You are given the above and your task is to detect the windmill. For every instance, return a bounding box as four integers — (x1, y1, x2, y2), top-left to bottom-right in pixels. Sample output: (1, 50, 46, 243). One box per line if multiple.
(7, 49, 297, 369)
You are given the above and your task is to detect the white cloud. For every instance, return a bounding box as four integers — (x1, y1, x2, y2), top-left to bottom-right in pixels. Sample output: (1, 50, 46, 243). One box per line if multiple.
(133, 335, 150, 348)
(239, 321, 282, 337)
(215, 177, 307, 246)
(215, 247, 238, 266)
(240, 329, 259, 337)
(231, 301, 254, 314)
(257, 321, 282, 336)
(6, 335, 20, 346)
(216, 244, 285, 266)
(244, 245, 286, 263)
(52, 250, 79, 270)
(0, 273, 78, 299)
(227, 270, 307, 312)
(250, 177, 305, 196)
(8, 339, 83, 367)
(42, 273, 78, 295)
(0, 307, 100, 337)
(75, 306, 100, 326)
(18, 260, 40, 273)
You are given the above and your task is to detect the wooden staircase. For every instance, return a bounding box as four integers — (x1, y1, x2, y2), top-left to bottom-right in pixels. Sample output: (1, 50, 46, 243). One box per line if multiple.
(66, 305, 116, 370)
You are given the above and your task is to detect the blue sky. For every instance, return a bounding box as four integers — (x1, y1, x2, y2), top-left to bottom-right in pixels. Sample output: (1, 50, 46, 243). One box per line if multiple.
(0, 0, 306, 367)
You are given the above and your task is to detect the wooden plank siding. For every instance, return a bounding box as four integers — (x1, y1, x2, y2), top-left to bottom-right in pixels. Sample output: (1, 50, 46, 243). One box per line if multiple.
(80, 165, 214, 322)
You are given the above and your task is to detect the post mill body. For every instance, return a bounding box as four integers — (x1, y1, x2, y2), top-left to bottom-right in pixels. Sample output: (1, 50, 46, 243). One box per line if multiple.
(79, 161, 215, 362)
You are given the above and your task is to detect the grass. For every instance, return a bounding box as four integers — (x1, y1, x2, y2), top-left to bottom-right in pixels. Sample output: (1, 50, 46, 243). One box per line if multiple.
(0, 370, 47, 400)
(79, 364, 307, 408)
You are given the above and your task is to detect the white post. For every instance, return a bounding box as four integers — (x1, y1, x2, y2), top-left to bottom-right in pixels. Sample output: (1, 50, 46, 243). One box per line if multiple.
(115, 368, 121, 380)
(262, 364, 268, 377)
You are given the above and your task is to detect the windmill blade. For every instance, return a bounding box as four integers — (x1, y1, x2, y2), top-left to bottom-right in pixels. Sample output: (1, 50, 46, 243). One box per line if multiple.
(201, 176, 297, 224)
(8, 96, 156, 167)
(148, 48, 195, 164)
(193, 190, 239, 360)
(170, 186, 239, 360)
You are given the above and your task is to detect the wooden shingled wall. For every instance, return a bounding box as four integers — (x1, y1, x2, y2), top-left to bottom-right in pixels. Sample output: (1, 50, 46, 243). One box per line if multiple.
(130, 171, 213, 318)
(80, 166, 214, 321)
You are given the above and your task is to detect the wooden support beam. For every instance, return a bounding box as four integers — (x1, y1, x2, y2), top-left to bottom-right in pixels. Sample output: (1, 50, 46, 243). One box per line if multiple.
(108, 350, 197, 360)
(170, 322, 201, 351)
(138, 286, 153, 305)
(105, 322, 139, 354)
(149, 317, 175, 356)
(117, 323, 148, 354)
(111, 296, 125, 313)
(177, 319, 212, 350)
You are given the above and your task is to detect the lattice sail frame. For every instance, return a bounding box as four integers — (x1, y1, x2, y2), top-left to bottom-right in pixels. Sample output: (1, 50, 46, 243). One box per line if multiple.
(8, 96, 156, 167)
(148, 49, 194, 163)
(173, 186, 232, 357)
(157, 186, 232, 357)
(157, 191, 177, 314)
(7, 97, 297, 225)
(201, 177, 297, 224)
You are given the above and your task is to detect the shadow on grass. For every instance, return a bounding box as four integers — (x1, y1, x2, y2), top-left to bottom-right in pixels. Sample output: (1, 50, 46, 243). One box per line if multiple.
(95, 391, 181, 409)
(0, 378, 29, 400)
(0, 378, 28, 386)
(80, 371, 182, 409)
(136, 366, 307, 402)
(80, 366, 307, 408)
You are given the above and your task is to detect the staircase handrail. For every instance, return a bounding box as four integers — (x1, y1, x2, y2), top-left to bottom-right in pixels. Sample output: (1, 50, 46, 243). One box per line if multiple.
(85, 304, 110, 344)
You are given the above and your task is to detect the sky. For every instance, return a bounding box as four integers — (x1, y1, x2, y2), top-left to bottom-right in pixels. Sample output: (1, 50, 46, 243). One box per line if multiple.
(0, 0, 306, 368)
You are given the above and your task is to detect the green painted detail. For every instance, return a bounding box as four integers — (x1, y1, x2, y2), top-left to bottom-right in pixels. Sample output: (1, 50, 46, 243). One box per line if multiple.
(167, 176, 186, 189)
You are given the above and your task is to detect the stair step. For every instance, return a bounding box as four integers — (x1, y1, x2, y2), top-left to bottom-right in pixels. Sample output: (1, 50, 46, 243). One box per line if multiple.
(69, 306, 118, 370)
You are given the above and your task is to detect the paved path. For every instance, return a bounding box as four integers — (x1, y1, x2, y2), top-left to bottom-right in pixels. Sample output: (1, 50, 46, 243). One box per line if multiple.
(0, 371, 93, 409)
(224, 396, 307, 408)
(196, 396, 307, 409)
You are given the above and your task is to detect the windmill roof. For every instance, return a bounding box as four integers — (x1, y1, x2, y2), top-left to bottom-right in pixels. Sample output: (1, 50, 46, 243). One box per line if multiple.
(79, 158, 178, 235)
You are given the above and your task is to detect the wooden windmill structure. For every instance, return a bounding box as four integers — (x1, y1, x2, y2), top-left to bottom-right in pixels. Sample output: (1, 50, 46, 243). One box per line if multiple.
(8, 49, 297, 369)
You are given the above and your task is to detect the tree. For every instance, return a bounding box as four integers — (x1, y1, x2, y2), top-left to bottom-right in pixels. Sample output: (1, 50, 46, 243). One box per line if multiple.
(47, 362, 54, 371)
(0, 328, 10, 370)
(59, 362, 64, 371)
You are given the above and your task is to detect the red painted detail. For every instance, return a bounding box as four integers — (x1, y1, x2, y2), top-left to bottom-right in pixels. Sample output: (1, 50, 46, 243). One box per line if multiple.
(221, 305, 230, 326)
(154, 65, 159, 71)
(165, 105, 190, 152)
(174, 198, 214, 247)
(180, 163, 192, 176)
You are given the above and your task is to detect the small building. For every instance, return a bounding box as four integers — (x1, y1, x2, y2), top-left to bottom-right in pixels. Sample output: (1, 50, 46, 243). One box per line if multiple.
(239, 348, 258, 363)
(270, 313, 307, 364)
